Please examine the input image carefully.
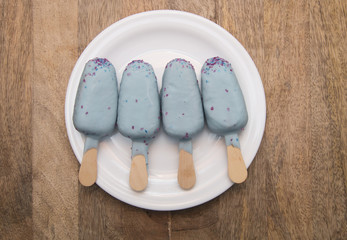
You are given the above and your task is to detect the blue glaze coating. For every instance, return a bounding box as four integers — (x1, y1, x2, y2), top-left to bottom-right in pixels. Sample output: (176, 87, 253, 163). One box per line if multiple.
(73, 58, 118, 151)
(201, 57, 248, 148)
(178, 140, 193, 154)
(84, 136, 99, 153)
(117, 60, 160, 163)
(161, 58, 204, 153)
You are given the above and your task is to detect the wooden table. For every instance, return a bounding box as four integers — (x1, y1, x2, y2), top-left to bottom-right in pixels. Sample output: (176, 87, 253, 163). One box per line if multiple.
(1, 0, 346, 239)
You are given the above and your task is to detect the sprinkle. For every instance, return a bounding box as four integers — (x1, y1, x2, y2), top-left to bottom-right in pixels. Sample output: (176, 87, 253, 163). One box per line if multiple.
(231, 138, 233, 141)
(241, 128, 245, 131)
(227, 107, 230, 111)
(127, 72, 131, 76)
(140, 128, 144, 131)
(125, 100, 128, 103)
(165, 112, 168, 116)
(81, 105, 83, 109)
(144, 140, 146, 143)
(210, 106, 214, 110)
(108, 107, 111, 110)
(185, 132, 189, 138)
(225, 89, 229, 93)
(135, 99, 138, 103)
(85, 112, 88, 115)
(132, 126, 134, 129)
(236, 138, 239, 142)
(84, 86, 87, 88)
(83, 79, 86, 82)
(164, 88, 166, 92)
(182, 113, 185, 115)
(166, 94, 168, 97)
(157, 116, 161, 119)
(145, 130, 148, 133)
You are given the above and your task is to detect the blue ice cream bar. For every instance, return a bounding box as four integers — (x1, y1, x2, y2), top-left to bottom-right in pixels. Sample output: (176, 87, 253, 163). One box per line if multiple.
(117, 60, 160, 191)
(201, 56, 248, 183)
(161, 58, 204, 189)
(73, 58, 118, 186)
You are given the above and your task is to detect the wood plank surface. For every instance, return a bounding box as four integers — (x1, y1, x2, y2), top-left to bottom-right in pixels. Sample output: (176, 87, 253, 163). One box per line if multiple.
(0, 0, 346, 239)
(0, 0, 33, 239)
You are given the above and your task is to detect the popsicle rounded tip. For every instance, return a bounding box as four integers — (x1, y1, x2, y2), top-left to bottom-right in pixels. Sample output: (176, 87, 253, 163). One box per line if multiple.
(178, 150, 196, 190)
(227, 145, 248, 184)
(79, 148, 98, 187)
(129, 155, 148, 191)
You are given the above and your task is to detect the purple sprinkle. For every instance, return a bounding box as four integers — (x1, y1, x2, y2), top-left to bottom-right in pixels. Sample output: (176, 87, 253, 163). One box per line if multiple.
(85, 112, 88, 115)
(127, 72, 131, 76)
(83, 79, 86, 82)
(231, 138, 233, 141)
(227, 107, 230, 111)
(166, 94, 168, 97)
(164, 88, 166, 92)
(182, 113, 185, 115)
(211, 106, 214, 111)
(225, 89, 229, 93)
(132, 126, 134, 129)
(135, 99, 138, 103)
(108, 107, 111, 110)
(81, 105, 83, 109)
(165, 112, 168, 116)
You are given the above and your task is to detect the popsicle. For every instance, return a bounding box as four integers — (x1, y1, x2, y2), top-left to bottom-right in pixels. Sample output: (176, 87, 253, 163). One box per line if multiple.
(201, 57, 248, 183)
(117, 60, 160, 191)
(161, 58, 204, 190)
(73, 58, 118, 186)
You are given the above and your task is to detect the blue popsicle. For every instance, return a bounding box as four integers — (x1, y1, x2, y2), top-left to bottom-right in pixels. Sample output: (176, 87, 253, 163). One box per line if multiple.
(73, 58, 118, 186)
(201, 57, 248, 183)
(117, 60, 160, 191)
(161, 58, 204, 189)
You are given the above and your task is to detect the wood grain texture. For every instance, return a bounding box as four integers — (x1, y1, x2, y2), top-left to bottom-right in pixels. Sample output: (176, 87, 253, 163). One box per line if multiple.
(309, 0, 347, 238)
(32, 0, 79, 239)
(0, 0, 33, 239)
(0, 0, 346, 239)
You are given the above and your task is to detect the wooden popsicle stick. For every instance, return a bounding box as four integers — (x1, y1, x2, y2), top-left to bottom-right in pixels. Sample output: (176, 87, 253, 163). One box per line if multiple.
(129, 155, 148, 191)
(79, 148, 97, 186)
(178, 149, 196, 190)
(227, 145, 247, 183)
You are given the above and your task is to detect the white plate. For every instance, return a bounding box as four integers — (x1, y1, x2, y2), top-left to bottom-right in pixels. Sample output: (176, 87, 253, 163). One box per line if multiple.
(65, 10, 266, 211)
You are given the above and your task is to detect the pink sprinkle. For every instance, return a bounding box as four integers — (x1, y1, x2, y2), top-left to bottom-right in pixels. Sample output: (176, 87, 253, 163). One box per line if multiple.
(182, 113, 185, 115)
(156, 128, 159, 132)
(158, 116, 161, 119)
(231, 138, 233, 141)
(85, 112, 88, 115)
(132, 126, 134, 129)
(225, 89, 229, 93)
(185, 132, 189, 138)
(241, 128, 245, 131)
(166, 94, 168, 97)
(230, 69, 233, 72)
(144, 140, 146, 143)
(211, 106, 214, 110)
(138, 66, 140, 69)
(165, 112, 168, 116)
(164, 88, 166, 91)
(140, 128, 144, 131)
(83, 79, 86, 82)
(169, 63, 172, 67)
(81, 105, 83, 109)
(108, 107, 111, 110)
(227, 107, 230, 111)
(127, 72, 131, 76)
(135, 99, 138, 103)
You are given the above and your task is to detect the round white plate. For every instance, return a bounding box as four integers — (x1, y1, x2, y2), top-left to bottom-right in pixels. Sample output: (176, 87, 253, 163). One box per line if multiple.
(65, 10, 266, 211)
